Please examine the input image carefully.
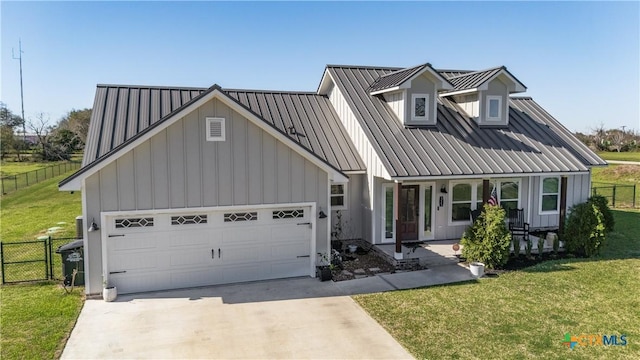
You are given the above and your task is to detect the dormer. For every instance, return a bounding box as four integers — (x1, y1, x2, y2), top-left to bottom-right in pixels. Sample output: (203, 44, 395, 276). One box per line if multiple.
(439, 66, 526, 127)
(368, 63, 454, 126)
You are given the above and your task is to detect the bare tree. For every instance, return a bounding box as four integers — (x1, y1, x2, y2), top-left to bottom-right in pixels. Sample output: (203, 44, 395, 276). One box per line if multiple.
(590, 123, 607, 151)
(608, 129, 624, 152)
(28, 112, 54, 159)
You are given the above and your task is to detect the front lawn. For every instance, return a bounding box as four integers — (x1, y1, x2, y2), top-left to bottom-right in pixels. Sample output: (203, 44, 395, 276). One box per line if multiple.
(0, 282, 84, 360)
(355, 210, 640, 359)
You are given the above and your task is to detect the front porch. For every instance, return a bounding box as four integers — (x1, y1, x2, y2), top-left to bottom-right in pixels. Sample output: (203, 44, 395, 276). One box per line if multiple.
(374, 234, 559, 269)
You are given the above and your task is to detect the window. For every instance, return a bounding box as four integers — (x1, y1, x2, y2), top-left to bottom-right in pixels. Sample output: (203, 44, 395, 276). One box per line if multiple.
(331, 183, 347, 210)
(206, 117, 225, 141)
(540, 177, 560, 214)
(451, 183, 473, 222)
(384, 185, 395, 239)
(499, 181, 519, 212)
(411, 93, 429, 121)
(486, 96, 502, 120)
(450, 179, 520, 223)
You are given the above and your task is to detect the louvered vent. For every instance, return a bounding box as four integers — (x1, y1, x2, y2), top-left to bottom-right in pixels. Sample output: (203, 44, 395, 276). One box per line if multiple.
(206, 117, 225, 141)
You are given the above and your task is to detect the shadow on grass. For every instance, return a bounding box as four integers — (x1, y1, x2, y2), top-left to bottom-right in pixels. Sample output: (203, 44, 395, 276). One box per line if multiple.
(521, 261, 578, 273)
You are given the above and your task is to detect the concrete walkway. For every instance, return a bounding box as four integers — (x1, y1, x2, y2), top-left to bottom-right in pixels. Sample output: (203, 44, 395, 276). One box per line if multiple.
(62, 263, 475, 359)
(606, 160, 640, 165)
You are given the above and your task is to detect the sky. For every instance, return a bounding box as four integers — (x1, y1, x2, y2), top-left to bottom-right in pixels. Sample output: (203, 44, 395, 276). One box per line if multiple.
(1, 1, 639, 133)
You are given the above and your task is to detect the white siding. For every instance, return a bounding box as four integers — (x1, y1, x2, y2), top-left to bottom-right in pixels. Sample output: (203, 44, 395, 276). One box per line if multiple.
(530, 173, 591, 229)
(382, 91, 404, 123)
(328, 83, 390, 180)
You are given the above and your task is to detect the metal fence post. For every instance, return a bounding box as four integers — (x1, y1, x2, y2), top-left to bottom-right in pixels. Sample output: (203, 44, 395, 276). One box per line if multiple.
(612, 185, 616, 208)
(48, 236, 54, 279)
(14, 176, 17, 192)
(1, 242, 5, 284)
(634, 185, 637, 208)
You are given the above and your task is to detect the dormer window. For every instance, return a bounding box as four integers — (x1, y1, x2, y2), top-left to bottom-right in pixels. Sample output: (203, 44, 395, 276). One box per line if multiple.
(486, 96, 502, 121)
(412, 93, 429, 121)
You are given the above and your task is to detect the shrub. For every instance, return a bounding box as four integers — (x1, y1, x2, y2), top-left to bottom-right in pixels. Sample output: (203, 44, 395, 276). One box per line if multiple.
(587, 195, 614, 232)
(537, 237, 545, 258)
(461, 204, 511, 269)
(513, 237, 521, 257)
(525, 239, 533, 259)
(563, 201, 606, 257)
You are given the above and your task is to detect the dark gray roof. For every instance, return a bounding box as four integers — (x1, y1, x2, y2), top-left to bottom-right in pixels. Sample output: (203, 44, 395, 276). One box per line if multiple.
(81, 84, 364, 173)
(327, 65, 606, 178)
(367, 64, 427, 93)
(224, 89, 365, 172)
(439, 66, 527, 93)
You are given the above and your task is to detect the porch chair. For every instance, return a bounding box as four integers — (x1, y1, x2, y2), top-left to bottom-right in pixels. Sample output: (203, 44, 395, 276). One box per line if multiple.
(508, 208, 529, 243)
(470, 209, 482, 224)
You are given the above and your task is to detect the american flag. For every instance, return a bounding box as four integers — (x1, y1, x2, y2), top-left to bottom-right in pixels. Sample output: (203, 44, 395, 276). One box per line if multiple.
(488, 185, 498, 206)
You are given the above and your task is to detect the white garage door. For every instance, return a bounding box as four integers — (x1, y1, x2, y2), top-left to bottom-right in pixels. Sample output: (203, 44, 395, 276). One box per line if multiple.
(105, 206, 314, 294)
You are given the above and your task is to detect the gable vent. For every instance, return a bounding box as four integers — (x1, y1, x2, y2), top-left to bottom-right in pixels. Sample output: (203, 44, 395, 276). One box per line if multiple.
(206, 117, 225, 141)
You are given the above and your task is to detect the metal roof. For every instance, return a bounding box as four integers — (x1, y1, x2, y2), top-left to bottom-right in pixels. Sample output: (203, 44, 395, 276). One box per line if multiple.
(439, 66, 527, 93)
(326, 65, 606, 178)
(81, 84, 364, 173)
(367, 63, 428, 93)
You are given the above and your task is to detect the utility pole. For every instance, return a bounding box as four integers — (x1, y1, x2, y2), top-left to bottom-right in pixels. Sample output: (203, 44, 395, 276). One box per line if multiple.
(12, 39, 26, 142)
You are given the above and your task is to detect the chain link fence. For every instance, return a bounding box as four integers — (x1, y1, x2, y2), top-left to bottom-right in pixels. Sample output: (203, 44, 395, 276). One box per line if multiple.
(1, 237, 80, 284)
(1, 161, 81, 195)
(591, 182, 637, 208)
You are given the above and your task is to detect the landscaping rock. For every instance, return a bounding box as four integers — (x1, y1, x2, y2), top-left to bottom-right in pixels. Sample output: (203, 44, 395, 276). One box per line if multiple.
(354, 275, 368, 279)
(340, 270, 353, 276)
(369, 267, 381, 273)
(353, 269, 366, 275)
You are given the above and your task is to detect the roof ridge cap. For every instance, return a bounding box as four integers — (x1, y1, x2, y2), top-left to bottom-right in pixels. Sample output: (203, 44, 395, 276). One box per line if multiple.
(96, 84, 208, 90)
(446, 66, 504, 79)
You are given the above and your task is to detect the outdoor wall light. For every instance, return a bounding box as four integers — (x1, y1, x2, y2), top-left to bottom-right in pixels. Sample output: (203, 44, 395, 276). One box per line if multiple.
(88, 218, 100, 232)
(318, 209, 327, 219)
(440, 185, 448, 194)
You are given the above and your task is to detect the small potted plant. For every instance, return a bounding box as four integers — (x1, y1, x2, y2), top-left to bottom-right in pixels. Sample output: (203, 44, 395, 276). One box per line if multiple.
(316, 252, 333, 281)
(102, 276, 118, 302)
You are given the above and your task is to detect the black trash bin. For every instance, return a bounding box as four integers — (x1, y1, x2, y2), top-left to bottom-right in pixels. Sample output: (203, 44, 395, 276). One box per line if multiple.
(56, 240, 85, 286)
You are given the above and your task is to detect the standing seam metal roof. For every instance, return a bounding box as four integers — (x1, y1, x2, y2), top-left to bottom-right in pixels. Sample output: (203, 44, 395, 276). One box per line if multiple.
(81, 85, 365, 173)
(326, 65, 606, 178)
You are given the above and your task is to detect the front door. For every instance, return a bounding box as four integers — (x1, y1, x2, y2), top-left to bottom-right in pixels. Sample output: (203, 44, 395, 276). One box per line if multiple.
(400, 185, 419, 241)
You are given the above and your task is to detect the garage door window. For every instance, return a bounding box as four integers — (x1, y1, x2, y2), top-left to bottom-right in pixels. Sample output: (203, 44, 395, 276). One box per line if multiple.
(115, 217, 154, 228)
(223, 212, 258, 222)
(171, 215, 208, 225)
(273, 209, 304, 219)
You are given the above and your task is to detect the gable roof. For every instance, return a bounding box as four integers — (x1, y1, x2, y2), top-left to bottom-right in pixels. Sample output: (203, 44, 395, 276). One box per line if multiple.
(367, 63, 454, 94)
(439, 66, 527, 94)
(326, 65, 606, 178)
(60, 84, 357, 190)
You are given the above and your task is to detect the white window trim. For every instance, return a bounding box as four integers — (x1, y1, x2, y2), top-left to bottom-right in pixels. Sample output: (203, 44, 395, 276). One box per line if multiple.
(539, 176, 561, 215)
(330, 183, 348, 210)
(382, 183, 396, 242)
(448, 179, 521, 226)
(206, 117, 226, 141)
(411, 93, 429, 121)
(486, 95, 502, 121)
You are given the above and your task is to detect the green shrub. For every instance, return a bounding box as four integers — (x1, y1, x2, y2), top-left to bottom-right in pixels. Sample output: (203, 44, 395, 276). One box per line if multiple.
(513, 237, 521, 257)
(537, 237, 544, 258)
(525, 239, 533, 259)
(563, 201, 606, 257)
(587, 195, 614, 232)
(461, 204, 511, 269)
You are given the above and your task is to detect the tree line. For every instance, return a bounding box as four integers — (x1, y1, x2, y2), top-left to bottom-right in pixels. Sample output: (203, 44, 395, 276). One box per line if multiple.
(0, 102, 91, 161)
(575, 125, 639, 152)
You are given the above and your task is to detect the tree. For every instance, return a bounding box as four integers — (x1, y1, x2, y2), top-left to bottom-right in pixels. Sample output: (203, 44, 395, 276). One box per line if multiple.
(57, 108, 91, 147)
(28, 112, 55, 161)
(0, 102, 24, 160)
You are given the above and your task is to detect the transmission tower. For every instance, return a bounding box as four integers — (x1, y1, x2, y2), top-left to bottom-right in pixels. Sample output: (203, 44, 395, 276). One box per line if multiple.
(12, 39, 26, 142)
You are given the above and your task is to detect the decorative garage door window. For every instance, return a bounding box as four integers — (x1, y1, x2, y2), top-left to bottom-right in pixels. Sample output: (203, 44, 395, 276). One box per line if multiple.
(171, 214, 208, 225)
(115, 217, 154, 228)
(273, 209, 304, 219)
(223, 212, 258, 222)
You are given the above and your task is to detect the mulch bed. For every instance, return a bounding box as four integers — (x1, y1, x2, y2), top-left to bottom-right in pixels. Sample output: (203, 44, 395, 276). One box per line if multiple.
(472, 251, 583, 277)
(330, 246, 395, 282)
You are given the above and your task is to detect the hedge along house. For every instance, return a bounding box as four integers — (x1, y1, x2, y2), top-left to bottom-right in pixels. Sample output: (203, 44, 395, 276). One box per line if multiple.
(60, 62, 605, 296)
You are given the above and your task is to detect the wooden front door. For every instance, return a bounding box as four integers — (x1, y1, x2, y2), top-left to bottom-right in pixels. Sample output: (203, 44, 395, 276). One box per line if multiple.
(400, 185, 419, 241)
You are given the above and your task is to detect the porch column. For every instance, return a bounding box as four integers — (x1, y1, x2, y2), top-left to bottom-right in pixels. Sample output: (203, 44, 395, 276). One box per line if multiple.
(394, 181, 403, 259)
(482, 179, 490, 205)
(559, 176, 568, 234)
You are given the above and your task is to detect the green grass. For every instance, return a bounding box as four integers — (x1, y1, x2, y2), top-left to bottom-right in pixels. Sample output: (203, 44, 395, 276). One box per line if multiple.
(0, 161, 63, 176)
(0, 282, 84, 360)
(1, 174, 81, 241)
(355, 209, 640, 359)
(597, 151, 640, 162)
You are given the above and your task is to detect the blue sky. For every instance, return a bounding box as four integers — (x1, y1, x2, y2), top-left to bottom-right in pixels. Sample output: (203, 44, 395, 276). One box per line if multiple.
(1, 1, 639, 133)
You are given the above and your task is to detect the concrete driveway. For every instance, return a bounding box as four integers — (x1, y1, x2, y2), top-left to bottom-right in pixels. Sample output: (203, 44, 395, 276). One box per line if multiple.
(61, 277, 413, 359)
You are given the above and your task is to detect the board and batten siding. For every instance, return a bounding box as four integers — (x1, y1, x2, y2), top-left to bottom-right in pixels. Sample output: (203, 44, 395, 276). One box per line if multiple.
(328, 83, 390, 180)
(82, 97, 329, 294)
(529, 173, 590, 229)
(382, 91, 404, 124)
(331, 174, 367, 241)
